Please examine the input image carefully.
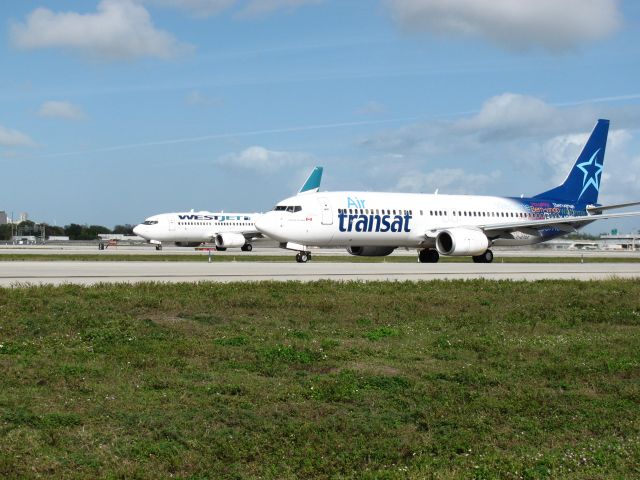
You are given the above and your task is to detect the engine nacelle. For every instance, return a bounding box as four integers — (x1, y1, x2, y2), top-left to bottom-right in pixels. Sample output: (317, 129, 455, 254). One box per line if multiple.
(435, 228, 489, 256)
(215, 232, 246, 248)
(347, 246, 396, 257)
(174, 242, 202, 247)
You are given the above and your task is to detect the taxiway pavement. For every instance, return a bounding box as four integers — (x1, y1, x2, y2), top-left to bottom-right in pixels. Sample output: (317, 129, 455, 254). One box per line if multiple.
(1, 261, 639, 286)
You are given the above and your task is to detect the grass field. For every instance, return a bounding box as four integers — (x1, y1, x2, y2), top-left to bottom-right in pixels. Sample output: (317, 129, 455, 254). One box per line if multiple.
(1, 280, 639, 478)
(1, 253, 640, 263)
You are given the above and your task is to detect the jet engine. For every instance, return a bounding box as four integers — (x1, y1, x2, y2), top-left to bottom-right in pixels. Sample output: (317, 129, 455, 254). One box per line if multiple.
(174, 242, 202, 247)
(347, 246, 396, 257)
(215, 232, 246, 248)
(435, 228, 489, 256)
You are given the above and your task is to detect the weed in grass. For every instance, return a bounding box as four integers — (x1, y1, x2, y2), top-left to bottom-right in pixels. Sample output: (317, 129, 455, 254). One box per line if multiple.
(365, 326, 400, 341)
(214, 336, 248, 346)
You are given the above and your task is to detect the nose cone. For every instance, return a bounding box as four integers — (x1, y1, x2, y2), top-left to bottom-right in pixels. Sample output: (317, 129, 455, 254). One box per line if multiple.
(255, 214, 280, 240)
(133, 224, 145, 238)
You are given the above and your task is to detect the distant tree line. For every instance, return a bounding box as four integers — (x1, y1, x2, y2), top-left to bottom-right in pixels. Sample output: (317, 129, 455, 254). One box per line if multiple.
(0, 222, 135, 241)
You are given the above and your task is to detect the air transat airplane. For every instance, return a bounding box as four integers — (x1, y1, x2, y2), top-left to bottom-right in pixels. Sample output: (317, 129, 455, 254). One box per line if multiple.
(255, 120, 640, 263)
(133, 167, 323, 251)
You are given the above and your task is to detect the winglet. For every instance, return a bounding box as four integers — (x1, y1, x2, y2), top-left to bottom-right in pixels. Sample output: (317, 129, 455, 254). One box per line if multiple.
(298, 166, 323, 195)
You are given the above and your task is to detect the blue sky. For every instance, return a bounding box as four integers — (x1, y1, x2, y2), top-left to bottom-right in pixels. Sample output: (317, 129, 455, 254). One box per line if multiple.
(1, 0, 640, 233)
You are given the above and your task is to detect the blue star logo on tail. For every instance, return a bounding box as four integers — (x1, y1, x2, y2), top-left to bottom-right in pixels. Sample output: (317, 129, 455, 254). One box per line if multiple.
(577, 148, 603, 201)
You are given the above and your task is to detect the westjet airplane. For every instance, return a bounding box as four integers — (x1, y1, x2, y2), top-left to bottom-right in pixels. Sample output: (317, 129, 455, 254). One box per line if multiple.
(255, 120, 640, 263)
(133, 167, 323, 251)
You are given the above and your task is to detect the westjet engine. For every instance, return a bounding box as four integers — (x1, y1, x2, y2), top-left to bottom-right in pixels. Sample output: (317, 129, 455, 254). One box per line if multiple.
(435, 228, 489, 256)
(347, 246, 396, 257)
(215, 232, 246, 248)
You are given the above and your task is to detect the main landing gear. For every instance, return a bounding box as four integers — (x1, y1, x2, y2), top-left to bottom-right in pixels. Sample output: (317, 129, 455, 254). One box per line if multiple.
(418, 249, 439, 263)
(472, 249, 494, 263)
(295, 252, 311, 263)
(155, 244, 162, 251)
(241, 244, 253, 252)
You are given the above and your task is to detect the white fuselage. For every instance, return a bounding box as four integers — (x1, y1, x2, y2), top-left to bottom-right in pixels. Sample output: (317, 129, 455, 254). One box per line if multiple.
(255, 191, 581, 248)
(133, 211, 261, 244)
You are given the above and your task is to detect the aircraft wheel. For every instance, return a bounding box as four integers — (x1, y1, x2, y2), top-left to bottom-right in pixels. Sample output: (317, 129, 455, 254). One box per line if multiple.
(296, 252, 309, 263)
(155, 244, 162, 251)
(241, 244, 253, 252)
(419, 249, 439, 263)
(472, 249, 493, 263)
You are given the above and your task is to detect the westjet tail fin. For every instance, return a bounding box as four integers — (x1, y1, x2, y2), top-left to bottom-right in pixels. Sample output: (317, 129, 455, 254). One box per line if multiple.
(298, 166, 323, 195)
(534, 119, 609, 205)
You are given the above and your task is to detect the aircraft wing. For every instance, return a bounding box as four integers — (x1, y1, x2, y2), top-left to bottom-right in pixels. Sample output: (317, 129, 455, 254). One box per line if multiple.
(423, 210, 640, 239)
(206, 230, 263, 241)
(480, 211, 640, 236)
(242, 231, 263, 240)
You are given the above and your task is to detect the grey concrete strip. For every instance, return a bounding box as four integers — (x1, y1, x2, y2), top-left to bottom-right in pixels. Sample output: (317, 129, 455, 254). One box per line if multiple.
(1, 244, 640, 258)
(1, 261, 639, 285)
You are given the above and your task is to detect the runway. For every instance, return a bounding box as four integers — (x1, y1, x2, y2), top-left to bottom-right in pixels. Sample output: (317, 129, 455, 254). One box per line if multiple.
(1, 261, 639, 285)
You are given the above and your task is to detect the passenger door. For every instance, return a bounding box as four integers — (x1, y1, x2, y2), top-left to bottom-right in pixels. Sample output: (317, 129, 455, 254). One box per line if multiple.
(318, 197, 333, 225)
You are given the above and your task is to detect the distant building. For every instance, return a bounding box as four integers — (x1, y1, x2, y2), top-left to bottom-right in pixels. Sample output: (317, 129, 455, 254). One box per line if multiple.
(0, 211, 6, 225)
(19, 212, 28, 223)
(11, 235, 37, 244)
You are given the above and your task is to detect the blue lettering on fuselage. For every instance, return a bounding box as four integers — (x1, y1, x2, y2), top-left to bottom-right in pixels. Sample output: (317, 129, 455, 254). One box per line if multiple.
(338, 211, 411, 233)
(177, 214, 248, 221)
(178, 214, 214, 220)
(347, 197, 366, 209)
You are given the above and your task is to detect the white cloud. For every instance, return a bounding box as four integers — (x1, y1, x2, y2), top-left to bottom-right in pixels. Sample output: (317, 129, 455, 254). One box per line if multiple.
(37, 101, 87, 121)
(359, 92, 640, 204)
(145, 0, 320, 17)
(10, 0, 192, 60)
(0, 125, 36, 148)
(186, 90, 223, 107)
(361, 93, 640, 157)
(145, 0, 236, 17)
(238, 0, 323, 16)
(356, 101, 386, 116)
(397, 168, 501, 194)
(218, 146, 312, 170)
(385, 0, 621, 52)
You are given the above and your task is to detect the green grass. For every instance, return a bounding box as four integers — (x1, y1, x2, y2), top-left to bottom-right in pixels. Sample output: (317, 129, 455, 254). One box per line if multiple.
(1, 280, 639, 478)
(1, 253, 639, 263)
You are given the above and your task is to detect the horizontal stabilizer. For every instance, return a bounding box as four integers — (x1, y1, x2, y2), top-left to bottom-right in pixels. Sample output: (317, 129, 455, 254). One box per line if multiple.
(587, 200, 640, 213)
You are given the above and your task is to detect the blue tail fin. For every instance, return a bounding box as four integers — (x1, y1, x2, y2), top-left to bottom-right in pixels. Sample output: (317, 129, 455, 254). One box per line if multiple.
(534, 119, 609, 205)
(298, 166, 323, 195)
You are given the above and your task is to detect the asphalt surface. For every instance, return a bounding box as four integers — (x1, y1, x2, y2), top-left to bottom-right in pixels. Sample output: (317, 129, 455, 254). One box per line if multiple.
(1, 243, 639, 258)
(1, 261, 639, 285)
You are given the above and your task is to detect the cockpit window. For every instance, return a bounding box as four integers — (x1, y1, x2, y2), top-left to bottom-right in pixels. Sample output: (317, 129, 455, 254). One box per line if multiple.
(274, 205, 302, 212)
(143, 220, 158, 225)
